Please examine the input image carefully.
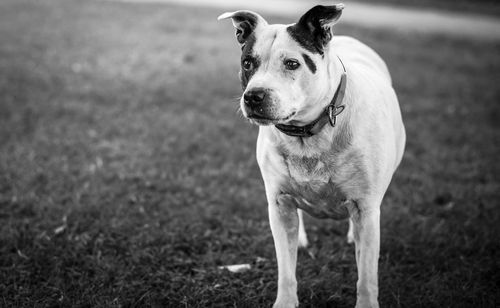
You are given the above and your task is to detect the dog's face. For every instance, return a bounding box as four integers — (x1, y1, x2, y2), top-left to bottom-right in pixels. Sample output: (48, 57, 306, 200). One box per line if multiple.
(219, 5, 344, 126)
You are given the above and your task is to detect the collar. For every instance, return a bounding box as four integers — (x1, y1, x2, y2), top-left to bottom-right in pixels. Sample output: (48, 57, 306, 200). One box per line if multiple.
(275, 56, 347, 138)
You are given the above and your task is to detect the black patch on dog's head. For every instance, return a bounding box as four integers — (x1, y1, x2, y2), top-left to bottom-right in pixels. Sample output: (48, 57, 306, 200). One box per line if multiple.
(240, 34, 260, 89)
(287, 25, 322, 55)
(302, 53, 316, 73)
(286, 5, 343, 55)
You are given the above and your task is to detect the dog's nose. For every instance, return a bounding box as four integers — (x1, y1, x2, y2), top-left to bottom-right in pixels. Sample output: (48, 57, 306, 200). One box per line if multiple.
(243, 88, 266, 107)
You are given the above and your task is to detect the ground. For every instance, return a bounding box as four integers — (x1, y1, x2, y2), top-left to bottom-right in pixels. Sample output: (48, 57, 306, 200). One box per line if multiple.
(0, 0, 499, 307)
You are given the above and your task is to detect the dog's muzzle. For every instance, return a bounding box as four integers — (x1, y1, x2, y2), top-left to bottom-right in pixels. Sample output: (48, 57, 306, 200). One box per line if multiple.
(243, 87, 282, 122)
(243, 87, 267, 117)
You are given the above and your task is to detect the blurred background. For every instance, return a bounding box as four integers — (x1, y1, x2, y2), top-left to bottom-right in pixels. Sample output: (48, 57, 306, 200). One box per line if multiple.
(0, 0, 499, 307)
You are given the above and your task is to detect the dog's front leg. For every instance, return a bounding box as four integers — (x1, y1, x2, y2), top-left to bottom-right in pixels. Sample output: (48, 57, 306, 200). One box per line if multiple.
(350, 201, 381, 308)
(269, 193, 300, 308)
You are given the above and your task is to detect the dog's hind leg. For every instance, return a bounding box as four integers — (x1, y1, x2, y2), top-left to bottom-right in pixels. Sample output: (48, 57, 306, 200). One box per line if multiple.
(297, 209, 309, 248)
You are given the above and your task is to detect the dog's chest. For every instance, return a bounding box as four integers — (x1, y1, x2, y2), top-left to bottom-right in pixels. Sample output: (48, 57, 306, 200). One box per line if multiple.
(281, 154, 350, 220)
(287, 155, 329, 182)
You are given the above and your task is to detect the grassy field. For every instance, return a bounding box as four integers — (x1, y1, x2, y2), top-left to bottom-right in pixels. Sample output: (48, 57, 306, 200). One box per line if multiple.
(0, 0, 499, 307)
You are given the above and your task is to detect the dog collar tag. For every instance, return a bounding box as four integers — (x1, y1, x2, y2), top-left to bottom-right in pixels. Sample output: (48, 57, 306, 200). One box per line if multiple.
(328, 105, 345, 127)
(327, 69, 347, 127)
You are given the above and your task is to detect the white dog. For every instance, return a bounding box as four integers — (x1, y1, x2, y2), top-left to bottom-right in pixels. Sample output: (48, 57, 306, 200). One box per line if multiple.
(219, 4, 405, 307)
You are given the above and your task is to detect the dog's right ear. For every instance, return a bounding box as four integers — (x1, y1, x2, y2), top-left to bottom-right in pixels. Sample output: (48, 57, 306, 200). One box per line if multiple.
(217, 10, 267, 45)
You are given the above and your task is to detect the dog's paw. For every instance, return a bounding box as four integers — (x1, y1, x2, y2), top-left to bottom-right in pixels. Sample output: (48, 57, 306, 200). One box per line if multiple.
(355, 296, 379, 308)
(355, 302, 379, 308)
(273, 298, 299, 308)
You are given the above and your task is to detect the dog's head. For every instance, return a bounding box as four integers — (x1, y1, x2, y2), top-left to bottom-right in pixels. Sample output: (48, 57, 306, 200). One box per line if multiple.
(218, 5, 344, 126)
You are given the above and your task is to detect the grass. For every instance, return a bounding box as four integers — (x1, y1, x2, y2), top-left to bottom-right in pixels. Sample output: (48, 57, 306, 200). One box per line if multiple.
(0, 0, 499, 307)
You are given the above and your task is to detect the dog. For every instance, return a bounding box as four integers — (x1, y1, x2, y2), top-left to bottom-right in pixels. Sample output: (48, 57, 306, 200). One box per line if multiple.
(218, 4, 405, 307)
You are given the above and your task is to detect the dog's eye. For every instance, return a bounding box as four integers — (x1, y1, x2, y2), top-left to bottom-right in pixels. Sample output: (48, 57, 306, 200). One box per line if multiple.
(242, 59, 253, 71)
(284, 59, 300, 70)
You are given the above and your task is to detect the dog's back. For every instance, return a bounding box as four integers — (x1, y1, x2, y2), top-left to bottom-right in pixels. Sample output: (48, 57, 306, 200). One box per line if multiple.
(333, 35, 406, 175)
(333, 36, 392, 85)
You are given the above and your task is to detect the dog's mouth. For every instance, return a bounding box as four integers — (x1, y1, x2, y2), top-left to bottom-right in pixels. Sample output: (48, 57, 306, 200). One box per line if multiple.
(247, 111, 296, 126)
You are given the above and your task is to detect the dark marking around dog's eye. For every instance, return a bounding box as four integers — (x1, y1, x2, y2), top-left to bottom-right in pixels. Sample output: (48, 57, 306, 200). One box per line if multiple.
(302, 54, 316, 73)
(242, 59, 253, 71)
(240, 34, 260, 90)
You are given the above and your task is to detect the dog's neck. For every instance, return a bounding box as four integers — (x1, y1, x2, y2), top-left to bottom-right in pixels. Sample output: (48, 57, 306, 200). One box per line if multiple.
(269, 53, 353, 158)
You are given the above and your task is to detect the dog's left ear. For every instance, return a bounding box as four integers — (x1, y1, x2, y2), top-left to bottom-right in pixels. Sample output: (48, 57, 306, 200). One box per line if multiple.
(293, 4, 344, 54)
(218, 10, 267, 46)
